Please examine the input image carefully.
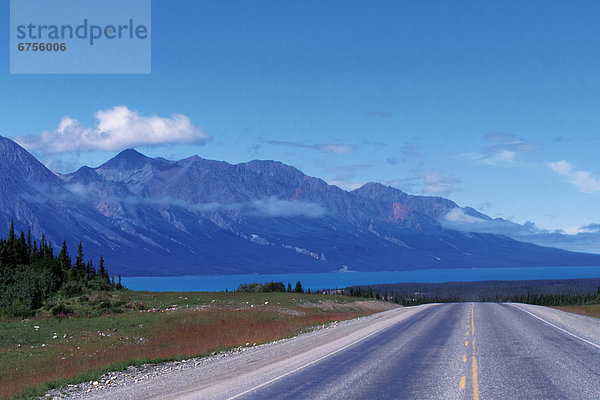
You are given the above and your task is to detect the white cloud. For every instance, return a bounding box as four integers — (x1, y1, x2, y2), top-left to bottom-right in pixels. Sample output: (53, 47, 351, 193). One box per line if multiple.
(263, 139, 356, 154)
(463, 133, 539, 166)
(326, 180, 367, 191)
(559, 225, 597, 235)
(315, 143, 356, 154)
(547, 160, 600, 193)
(440, 208, 600, 254)
(547, 160, 571, 175)
(440, 208, 534, 236)
(249, 197, 326, 218)
(443, 208, 484, 224)
(16, 106, 211, 153)
(415, 170, 460, 195)
(59, 187, 327, 218)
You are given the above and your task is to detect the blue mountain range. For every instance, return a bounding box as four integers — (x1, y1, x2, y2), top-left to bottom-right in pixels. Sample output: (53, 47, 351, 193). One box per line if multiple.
(1, 135, 599, 276)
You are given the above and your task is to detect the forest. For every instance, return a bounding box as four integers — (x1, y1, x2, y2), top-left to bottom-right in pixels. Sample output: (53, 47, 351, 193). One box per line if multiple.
(0, 221, 120, 317)
(347, 279, 600, 306)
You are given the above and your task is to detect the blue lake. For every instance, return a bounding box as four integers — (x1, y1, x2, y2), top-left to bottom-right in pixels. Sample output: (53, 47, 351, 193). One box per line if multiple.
(122, 266, 600, 292)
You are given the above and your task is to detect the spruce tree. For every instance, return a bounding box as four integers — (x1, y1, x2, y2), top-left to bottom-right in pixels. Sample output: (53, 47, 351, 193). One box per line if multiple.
(8, 220, 15, 242)
(98, 255, 106, 277)
(294, 281, 304, 293)
(75, 240, 84, 278)
(86, 260, 94, 279)
(26, 229, 32, 255)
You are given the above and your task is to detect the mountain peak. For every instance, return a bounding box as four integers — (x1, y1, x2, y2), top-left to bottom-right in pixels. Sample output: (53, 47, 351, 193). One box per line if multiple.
(353, 182, 409, 199)
(113, 148, 148, 162)
(2, 138, 600, 275)
(99, 148, 150, 170)
(241, 159, 307, 181)
(0, 135, 61, 183)
(0, 135, 27, 155)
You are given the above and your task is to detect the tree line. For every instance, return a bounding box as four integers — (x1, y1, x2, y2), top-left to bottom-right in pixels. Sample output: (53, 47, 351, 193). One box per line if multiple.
(346, 285, 600, 307)
(237, 281, 306, 293)
(0, 221, 121, 315)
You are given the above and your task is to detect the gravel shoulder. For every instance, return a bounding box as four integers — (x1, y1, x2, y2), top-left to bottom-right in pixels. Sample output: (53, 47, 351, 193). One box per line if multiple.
(45, 303, 416, 400)
(507, 303, 600, 348)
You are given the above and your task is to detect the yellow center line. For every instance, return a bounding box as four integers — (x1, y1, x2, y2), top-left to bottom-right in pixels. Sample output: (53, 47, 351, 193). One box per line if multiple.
(471, 304, 475, 337)
(471, 303, 479, 400)
(463, 355, 467, 363)
(465, 340, 469, 347)
(460, 376, 466, 389)
(472, 355, 479, 400)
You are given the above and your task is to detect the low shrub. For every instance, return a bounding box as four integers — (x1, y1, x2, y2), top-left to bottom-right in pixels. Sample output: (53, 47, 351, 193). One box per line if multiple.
(51, 302, 74, 316)
(0, 299, 35, 318)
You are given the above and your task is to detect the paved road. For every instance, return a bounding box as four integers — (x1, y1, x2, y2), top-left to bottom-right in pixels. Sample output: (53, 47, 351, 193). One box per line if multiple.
(74, 303, 600, 400)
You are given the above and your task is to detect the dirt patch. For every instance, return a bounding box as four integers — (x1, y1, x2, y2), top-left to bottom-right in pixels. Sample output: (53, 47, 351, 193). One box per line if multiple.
(553, 304, 600, 319)
(299, 299, 398, 312)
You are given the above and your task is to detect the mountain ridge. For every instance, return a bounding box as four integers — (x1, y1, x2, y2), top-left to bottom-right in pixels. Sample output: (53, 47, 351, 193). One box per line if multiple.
(1, 135, 599, 276)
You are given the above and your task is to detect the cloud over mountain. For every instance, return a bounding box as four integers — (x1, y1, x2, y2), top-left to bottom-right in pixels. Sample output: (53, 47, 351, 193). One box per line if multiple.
(16, 106, 211, 153)
(2, 135, 600, 275)
(415, 169, 460, 195)
(440, 208, 600, 254)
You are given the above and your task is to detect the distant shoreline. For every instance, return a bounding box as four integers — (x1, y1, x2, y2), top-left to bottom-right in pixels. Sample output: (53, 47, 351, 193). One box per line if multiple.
(350, 277, 600, 302)
(122, 267, 600, 292)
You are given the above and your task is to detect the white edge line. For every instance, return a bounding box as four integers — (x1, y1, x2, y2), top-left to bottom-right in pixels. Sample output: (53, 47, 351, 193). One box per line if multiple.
(510, 304, 600, 351)
(227, 306, 428, 399)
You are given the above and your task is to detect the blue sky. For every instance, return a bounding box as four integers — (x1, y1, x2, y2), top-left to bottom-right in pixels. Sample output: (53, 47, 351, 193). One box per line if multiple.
(2, 1, 600, 251)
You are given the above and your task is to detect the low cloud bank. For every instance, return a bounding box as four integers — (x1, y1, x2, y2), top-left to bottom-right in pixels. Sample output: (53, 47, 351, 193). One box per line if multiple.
(57, 184, 327, 219)
(440, 208, 600, 254)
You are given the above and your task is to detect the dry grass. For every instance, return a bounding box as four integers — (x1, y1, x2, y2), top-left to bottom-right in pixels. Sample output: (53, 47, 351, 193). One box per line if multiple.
(553, 304, 600, 320)
(0, 293, 388, 399)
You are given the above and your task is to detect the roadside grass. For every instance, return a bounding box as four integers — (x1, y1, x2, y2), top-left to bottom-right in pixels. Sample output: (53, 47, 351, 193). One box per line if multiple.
(553, 304, 600, 320)
(0, 291, 389, 399)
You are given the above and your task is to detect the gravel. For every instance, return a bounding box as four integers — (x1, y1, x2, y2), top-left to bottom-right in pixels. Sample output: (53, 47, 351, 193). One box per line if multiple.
(43, 306, 407, 400)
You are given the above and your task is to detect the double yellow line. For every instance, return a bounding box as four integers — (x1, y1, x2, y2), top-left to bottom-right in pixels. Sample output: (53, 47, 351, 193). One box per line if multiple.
(462, 303, 479, 400)
(471, 303, 479, 400)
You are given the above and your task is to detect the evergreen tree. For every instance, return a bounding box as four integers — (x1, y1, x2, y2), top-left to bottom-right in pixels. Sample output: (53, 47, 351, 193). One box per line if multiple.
(98, 255, 106, 277)
(75, 240, 84, 278)
(26, 230, 32, 255)
(58, 241, 70, 270)
(0, 224, 122, 315)
(8, 220, 15, 242)
(86, 260, 95, 279)
(18, 231, 29, 265)
(294, 281, 304, 293)
(367, 287, 373, 298)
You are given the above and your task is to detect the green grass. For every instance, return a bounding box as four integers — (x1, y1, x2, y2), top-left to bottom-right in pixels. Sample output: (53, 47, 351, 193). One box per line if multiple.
(0, 290, 390, 399)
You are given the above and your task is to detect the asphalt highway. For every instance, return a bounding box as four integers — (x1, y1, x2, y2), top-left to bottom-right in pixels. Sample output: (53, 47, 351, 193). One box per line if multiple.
(72, 303, 600, 400)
